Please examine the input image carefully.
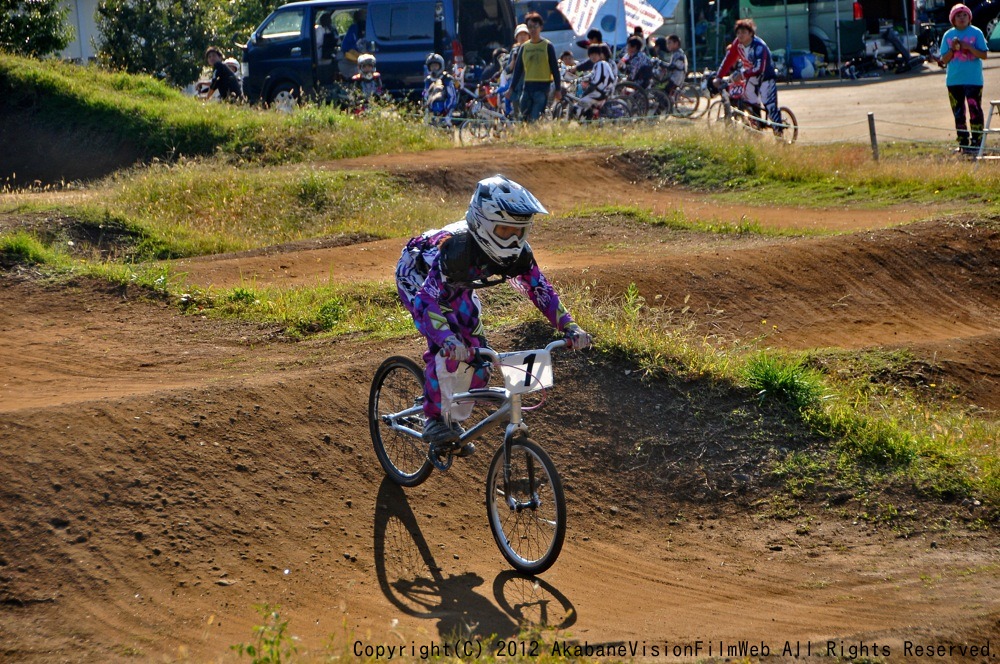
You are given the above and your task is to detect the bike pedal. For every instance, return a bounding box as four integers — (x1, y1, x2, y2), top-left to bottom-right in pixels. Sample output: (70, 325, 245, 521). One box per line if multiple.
(453, 442, 476, 458)
(428, 444, 455, 471)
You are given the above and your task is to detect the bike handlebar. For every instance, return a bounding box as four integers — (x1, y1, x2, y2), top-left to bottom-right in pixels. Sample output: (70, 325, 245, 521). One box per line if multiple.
(472, 339, 567, 364)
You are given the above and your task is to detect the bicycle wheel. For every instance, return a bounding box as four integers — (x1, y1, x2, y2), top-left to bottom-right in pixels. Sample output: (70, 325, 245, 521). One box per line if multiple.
(458, 118, 491, 144)
(486, 438, 566, 575)
(646, 88, 673, 117)
(775, 106, 798, 144)
(706, 99, 728, 127)
(671, 83, 702, 118)
(370, 356, 433, 487)
(549, 99, 571, 121)
(598, 98, 631, 121)
(614, 81, 648, 116)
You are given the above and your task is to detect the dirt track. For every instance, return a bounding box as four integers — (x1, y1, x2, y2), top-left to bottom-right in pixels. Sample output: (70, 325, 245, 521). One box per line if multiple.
(2, 144, 1000, 662)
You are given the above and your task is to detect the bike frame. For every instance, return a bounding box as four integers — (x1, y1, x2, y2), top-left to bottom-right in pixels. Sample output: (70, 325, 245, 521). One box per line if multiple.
(717, 78, 789, 134)
(380, 339, 567, 510)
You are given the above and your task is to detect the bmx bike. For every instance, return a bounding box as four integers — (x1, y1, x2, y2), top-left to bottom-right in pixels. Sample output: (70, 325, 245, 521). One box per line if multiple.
(369, 340, 569, 574)
(706, 76, 799, 144)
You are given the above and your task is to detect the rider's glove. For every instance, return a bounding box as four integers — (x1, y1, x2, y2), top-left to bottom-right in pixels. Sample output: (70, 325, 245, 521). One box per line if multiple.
(440, 335, 470, 362)
(563, 323, 592, 351)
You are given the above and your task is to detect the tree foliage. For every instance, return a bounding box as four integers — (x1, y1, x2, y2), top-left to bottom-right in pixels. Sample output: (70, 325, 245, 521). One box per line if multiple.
(95, 0, 212, 86)
(210, 0, 278, 45)
(0, 0, 74, 57)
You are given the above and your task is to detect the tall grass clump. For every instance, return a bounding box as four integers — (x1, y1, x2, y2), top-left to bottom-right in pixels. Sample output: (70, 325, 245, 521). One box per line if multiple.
(0, 231, 62, 266)
(743, 352, 825, 412)
(101, 162, 457, 256)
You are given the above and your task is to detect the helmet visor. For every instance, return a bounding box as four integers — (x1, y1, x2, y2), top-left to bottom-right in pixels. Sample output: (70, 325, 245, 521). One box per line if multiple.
(493, 223, 527, 241)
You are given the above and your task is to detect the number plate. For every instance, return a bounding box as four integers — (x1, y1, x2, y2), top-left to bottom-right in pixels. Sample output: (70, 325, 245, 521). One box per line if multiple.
(497, 350, 553, 394)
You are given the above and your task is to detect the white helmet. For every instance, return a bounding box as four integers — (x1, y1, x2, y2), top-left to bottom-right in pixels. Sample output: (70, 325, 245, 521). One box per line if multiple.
(466, 175, 547, 265)
(426, 53, 445, 79)
(358, 53, 376, 80)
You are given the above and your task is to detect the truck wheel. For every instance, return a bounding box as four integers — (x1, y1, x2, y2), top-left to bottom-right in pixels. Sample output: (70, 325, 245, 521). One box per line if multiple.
(268, 81, 301, 111)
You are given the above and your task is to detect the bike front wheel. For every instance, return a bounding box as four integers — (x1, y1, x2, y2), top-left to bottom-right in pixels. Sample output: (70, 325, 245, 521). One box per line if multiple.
(486, 438, 566, 574)
(370, 356, 433, 487)
(706, 98, 728, 127)
(775, 106, 798, 144)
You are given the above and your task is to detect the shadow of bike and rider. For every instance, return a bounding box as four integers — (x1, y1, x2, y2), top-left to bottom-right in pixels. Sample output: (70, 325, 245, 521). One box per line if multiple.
(373, 477, 577, 642)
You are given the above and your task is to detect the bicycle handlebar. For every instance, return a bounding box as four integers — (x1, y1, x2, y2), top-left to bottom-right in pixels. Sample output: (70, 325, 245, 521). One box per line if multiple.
(472, 339, 567, 365)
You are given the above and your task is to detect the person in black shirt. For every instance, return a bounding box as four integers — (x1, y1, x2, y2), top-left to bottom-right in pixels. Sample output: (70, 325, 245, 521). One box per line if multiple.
(204, 46, 243, 101)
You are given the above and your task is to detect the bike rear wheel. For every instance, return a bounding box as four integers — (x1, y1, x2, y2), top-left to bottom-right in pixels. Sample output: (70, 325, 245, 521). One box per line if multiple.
(370, 356, 433, 487)
(646, 88, 673, 116)
(598, 98, 631, 121)
(614, 81, 648, 116)
(706, 98, 728, 127)
(486, 438, 566, 574)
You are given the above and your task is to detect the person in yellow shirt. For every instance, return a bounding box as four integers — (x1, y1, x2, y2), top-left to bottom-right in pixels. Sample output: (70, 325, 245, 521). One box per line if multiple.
(507, 12, 562, 121)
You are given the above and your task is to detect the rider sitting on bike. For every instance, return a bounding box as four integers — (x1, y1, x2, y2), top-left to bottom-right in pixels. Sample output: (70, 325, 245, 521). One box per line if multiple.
(395, 175, 592, 453)
(654, 35, 687, 96)
(716, 19, 783, 132)
(423, 53, 458, 122)
(621, 35, 654, 88)
(575, 43, 617, 118)
(351, 53, 384, 100)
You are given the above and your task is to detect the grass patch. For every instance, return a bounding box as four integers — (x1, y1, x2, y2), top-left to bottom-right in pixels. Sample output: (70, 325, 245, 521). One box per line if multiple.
(180, 280, 413, 340)
(0, 54, 448, 168)
(104, 162, 457, 256)
(571, 204, 814, 236)
(504, 121, 1000, 211)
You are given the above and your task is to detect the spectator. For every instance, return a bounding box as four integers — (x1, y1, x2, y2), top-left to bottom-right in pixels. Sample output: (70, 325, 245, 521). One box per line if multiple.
(508, 11, 562, 121)
(340, 9, 367, 78)
(316, 12, 337, 62)
(503, 23, 530, 117)
(315, 12, 338, 83)
(939, 3, 988, 154)
(202, 46, 242, 101)
(559, 50, 577, 70)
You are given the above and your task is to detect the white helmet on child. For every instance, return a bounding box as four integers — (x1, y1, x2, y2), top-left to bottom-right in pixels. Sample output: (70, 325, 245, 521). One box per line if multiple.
(358, 53, 376, 80)
(466, 175, 547, 265)
(425, 53, 446, 79)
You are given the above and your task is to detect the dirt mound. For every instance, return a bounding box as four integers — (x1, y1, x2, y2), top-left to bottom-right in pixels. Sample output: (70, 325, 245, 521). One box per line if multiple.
(172, 210, 1000, 412)
(328, 147, 934, 233)
(0, 111, 142, 187)
(1, 277, 998, 662)
(2, 144, 999, 661)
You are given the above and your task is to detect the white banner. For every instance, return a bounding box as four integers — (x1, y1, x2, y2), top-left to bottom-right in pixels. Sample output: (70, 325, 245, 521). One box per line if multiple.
(558, 0, 665, 42)
(556, 0, 606, 37)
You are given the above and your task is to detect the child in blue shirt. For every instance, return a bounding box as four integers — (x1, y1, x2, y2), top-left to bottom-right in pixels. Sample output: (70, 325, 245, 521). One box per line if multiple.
(939, 3, 989, 153)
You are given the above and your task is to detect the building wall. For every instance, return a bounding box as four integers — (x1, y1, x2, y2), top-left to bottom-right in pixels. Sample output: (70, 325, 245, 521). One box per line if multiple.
(60, 0, 100, 61)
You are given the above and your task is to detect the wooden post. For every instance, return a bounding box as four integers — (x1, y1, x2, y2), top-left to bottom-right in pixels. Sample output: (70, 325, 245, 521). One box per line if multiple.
(868, 112, 879, 162)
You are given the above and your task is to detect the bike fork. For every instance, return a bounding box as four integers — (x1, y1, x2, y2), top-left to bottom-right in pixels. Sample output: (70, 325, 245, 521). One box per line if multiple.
(502, 394, 531, 510)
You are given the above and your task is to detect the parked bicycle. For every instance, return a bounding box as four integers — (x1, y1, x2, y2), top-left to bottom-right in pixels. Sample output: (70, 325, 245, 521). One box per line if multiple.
(458, 82, 514, 144)
(369, 340, 569, 574)
(705, 76, 798, 144)
(550, 74, 631, 122)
